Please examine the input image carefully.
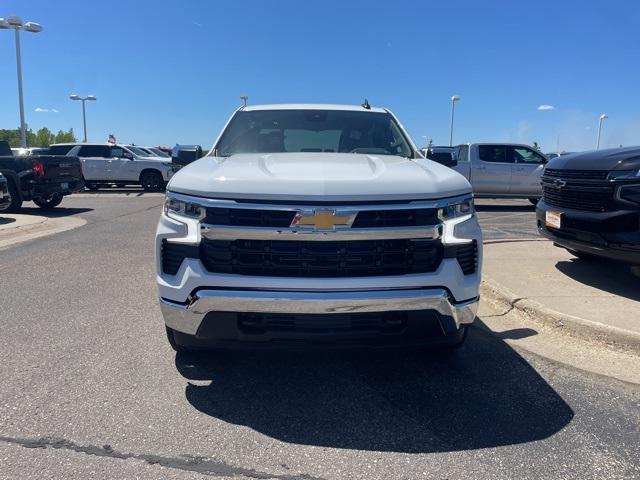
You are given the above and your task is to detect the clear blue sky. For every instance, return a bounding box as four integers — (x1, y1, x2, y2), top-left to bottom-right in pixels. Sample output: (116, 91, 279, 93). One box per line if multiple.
(1, 0, 639, 152)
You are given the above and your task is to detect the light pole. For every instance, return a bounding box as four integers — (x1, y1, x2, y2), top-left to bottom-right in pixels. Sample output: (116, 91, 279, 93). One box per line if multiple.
(596, 114, 608, 150)
(0, 15, 43, 148)
(449, 95, 460, 147)
(69, 95, 97, 142)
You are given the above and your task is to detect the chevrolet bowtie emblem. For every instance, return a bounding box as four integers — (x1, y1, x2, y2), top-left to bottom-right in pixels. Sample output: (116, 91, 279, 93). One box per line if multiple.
(290, 209, 355, 230)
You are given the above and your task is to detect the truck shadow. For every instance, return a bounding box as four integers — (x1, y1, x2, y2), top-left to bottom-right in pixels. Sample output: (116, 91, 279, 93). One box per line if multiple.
(175, 322, 573, 453)
(555, 259, 640, 301)
(17, 206, 93, 217)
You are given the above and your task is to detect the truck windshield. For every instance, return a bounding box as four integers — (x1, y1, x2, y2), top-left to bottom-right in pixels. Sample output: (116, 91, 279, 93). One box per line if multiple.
(127, 146, 152, 157)
(215, 109, 413, 158)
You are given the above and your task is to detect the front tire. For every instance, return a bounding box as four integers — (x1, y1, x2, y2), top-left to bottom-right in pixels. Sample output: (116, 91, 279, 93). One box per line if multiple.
(1, 179, 23, 213)
(165, 326, 194, 353)
(33, 193, 63, 210)
(140, 170, 164, 192)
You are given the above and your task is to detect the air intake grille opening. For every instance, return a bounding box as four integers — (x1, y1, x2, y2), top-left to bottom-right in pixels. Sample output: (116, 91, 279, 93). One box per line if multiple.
(455, 240, 478, 275)
(161, 240, 198, 275)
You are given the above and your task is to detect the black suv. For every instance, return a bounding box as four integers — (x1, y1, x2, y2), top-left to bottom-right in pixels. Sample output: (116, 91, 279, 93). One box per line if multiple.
(537, 147, 640, 264)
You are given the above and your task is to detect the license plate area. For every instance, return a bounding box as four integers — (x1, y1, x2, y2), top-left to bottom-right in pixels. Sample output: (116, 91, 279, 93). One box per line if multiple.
(545, 211, 562, 229)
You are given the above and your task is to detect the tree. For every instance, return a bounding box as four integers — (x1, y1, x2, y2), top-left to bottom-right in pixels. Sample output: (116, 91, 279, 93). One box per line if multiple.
(0, 126, 76, 147)
(54, 128, 76, 144)
(34, 127, 55, 147)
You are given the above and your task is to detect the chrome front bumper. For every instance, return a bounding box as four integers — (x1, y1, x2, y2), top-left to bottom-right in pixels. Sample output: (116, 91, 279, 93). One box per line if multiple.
(160, 288, 479, 336)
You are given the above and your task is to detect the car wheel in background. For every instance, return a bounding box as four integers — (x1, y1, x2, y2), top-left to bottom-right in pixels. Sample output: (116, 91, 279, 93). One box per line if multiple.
(1, 179, 23, 213)
(33, 193, 63, 210)
(140, 170, 164, 192)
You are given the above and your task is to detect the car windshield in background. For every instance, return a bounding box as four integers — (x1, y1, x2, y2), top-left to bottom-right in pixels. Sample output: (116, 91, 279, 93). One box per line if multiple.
(128, 146, 152, 156)
(149, 148, 170, 158)
(215, 109, 413, 157)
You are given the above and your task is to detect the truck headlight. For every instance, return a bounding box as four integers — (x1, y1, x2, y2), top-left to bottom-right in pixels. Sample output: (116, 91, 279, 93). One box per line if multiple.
(438, 197, 474, 221)
(163, 194, 204, 220)
(608, 169, 640, 180)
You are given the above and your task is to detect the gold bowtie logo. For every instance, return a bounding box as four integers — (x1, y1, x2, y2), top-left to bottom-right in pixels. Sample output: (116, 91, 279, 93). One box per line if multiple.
(290, 210, 354, 230)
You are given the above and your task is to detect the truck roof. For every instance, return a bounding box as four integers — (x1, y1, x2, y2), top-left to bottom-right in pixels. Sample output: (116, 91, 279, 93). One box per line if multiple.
(241, 103, 389, 114)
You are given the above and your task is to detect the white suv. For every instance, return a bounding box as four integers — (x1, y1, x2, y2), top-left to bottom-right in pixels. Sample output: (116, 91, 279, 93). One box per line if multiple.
(55, 143, 174, 191)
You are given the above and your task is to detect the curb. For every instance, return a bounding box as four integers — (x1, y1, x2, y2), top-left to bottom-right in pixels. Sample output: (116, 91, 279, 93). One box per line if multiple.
(480, 276, 640, 354)
(0, 215, 87, 250)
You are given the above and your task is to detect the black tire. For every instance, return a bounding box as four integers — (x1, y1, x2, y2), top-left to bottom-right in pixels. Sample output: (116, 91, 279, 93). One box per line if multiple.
(1, 179, 23, 213)
(140, 170, 164, 192)
(431, 326, 468, 355)
(33, 193, 63, 210)
(165, 326, 194, 353)
(528, 198, 539, 205)
(566, 249, 605, 262)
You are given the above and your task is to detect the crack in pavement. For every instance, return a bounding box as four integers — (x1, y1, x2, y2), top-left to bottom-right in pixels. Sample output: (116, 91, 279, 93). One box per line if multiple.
(0, 435, 326, 480)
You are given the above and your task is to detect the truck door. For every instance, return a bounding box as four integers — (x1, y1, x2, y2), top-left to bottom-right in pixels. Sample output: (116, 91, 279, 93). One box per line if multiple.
(77, 145, 110, 181)
(509, 146, 546, 197)
(106, 146, 132, 181)
(472, 145, 513, 195)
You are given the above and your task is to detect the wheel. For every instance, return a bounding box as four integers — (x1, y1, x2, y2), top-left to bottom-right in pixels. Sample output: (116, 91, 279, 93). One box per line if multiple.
(33, 193, 63, 210)
(0, 179, 23, 213)
(528, 198, 539, 205)
(165, 326, 194, 353)
(566, 249, 605, 262)
(140, 170, 164, 192)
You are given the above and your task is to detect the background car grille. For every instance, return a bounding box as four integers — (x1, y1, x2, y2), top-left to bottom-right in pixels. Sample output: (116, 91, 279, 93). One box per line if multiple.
(203, 207, 439, 228)
(542, 184, 615, 212)
(543, 169, 609, 180)
(200, 238, 444, 277)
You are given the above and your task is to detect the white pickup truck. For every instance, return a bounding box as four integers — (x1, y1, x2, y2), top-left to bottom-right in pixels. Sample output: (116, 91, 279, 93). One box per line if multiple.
(453, 143, 547, 203)
(50, 142, 174, 191)
(155, 104, 482, 353)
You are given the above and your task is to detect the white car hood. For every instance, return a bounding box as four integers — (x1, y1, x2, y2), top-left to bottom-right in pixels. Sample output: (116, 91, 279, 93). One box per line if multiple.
(138, 156, 171, 164)
(168, 152, 471, 201)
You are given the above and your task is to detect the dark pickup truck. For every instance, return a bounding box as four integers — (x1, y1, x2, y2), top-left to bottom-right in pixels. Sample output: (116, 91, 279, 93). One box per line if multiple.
(537, 147, 640, 264)
(0, 140, 84, 212)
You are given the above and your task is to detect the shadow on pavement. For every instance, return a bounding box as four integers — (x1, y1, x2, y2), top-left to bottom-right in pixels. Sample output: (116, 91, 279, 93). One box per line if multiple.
(0, 217, 17, 225)
(80, 188, 162, 196)
(175, 322, 573, 453)
(555, 259, 640, 301)
(18, 207, 93, 218)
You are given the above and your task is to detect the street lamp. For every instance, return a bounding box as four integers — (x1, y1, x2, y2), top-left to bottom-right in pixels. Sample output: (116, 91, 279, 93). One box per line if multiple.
(69, 94, 97, 142)
(449, 95, 460, 147)
(596, 113, 608, 150)
(0, 15, 43, 148)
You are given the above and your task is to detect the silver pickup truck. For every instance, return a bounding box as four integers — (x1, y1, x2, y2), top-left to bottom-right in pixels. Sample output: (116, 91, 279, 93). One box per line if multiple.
(452, 143, 547, 203)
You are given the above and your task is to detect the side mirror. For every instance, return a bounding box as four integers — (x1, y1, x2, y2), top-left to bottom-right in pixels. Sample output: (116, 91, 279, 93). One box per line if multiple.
(123, 152, 134, 160)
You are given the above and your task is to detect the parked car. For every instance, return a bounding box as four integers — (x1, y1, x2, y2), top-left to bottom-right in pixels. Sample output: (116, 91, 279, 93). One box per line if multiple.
(156, 103, 481, 353)
(0, 172, 10, 210)
(53, 143, 174, 192)
(144, 147, 171, 159)
(537, 147, 640, 264)
(170, 144, 203, 171)
(0, 140, 84, 212)
(420, 146, 458, 167)
(454, 143, 548, 203)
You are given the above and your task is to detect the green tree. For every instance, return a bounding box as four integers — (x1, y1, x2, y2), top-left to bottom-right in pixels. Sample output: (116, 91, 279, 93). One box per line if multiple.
(54, 128, 76, 144)
(34, 127, 55, 147)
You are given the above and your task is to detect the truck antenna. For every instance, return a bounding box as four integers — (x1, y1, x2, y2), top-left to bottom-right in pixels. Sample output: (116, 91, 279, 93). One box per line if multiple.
(362, 99, 371, 110)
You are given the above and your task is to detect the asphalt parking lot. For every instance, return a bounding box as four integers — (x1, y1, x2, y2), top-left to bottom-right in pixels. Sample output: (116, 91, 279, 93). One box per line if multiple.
(0, 193, 638, 479)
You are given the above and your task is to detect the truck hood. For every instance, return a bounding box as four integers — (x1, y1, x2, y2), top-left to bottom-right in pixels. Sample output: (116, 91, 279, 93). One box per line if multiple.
(168, 152, 471, 201)
(137, 156, 171, 164)
(548, 147, 640, 171)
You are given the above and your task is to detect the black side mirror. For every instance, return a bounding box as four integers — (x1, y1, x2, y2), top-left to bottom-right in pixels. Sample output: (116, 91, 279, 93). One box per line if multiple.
(123, 152, 134, 160)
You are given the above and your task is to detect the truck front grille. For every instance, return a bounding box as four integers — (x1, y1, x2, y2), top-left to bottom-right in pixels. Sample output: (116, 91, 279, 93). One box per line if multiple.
(543, 169, 609, 181)
(203, 206, 439, 228)
(200, 238, 444, 277)
(542, 184, 615, 212)
(454, 240, 478, 275)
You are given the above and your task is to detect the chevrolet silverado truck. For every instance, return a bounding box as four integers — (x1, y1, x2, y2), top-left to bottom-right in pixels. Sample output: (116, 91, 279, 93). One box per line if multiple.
(454, 143, 547, 203)
(0, 140, 84, 212)
(537, 147, 640, 264)
(156, 104, 482, 352)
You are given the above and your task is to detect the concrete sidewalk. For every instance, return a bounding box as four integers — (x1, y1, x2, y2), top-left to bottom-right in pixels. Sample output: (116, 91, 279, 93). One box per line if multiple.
(0, 213, 86, 249)
(482, 239, 640, 352)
